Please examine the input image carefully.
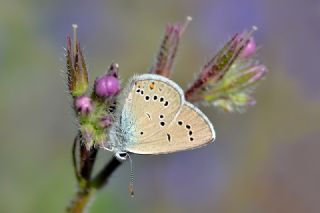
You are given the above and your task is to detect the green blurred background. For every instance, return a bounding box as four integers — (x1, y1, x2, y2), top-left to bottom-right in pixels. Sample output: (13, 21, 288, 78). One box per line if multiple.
(1, 0, 320, 212)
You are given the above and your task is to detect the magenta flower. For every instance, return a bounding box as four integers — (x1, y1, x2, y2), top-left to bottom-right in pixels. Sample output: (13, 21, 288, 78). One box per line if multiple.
(240, 37, 257, 58)
(94, 75, 120, 98)
(74, 96, 93, 115)
(94, 63, 120, 98)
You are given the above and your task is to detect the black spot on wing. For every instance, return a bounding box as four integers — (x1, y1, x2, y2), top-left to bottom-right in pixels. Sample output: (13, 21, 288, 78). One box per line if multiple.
(166, 133, 171, 142)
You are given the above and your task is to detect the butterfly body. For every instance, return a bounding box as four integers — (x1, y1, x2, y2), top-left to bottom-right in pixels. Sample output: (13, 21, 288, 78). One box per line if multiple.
(108, 74, 215, 158)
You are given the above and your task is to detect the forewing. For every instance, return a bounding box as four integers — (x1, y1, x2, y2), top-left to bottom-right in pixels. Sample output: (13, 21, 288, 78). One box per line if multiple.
(116, 74, 185, 149)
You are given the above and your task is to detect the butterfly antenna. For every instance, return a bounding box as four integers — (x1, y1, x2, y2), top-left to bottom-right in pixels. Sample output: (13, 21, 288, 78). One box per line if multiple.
(127, 153, 135, 197)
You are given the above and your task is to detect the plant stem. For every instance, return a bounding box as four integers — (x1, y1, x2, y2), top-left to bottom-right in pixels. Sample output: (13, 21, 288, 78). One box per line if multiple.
(80, 145, 98, 181)
(66, 188, 95, 213)
(72, 134, 81, 182)
(67, 149, 122, 213)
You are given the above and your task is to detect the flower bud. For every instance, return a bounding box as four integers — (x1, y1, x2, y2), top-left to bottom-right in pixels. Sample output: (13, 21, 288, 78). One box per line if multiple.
(240, 37, 256, 58)
(94, 75, 120, 98)
(107, 63, 119, 78)
(75, 96, 93, 115)
(66, 25, 89, 97)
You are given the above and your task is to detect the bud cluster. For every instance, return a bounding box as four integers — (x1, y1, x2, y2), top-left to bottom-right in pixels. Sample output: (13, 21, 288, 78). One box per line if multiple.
(66, 25, 120, 149)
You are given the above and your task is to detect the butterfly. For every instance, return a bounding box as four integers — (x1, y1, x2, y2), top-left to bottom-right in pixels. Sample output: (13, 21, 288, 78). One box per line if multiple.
(105, 74, 216, 160)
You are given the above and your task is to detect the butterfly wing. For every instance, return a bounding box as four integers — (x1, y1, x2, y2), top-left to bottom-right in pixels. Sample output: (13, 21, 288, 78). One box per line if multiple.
(126, 101, 215, 154)
(110, 74, 185, 151)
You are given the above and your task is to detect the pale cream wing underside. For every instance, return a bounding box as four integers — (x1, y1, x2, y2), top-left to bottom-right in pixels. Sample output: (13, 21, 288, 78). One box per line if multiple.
(127, 102, 215, 154)
(123, 74, 184, 143)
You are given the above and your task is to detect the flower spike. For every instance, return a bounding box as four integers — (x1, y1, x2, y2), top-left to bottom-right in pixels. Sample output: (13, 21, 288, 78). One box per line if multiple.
(66, 24, 89, 97)
(149, 16, 192, 77)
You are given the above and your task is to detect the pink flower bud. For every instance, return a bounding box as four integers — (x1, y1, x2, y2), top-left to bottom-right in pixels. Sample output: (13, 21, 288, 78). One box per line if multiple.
(94, 75, 120, 98)
(240, 37, 256, 58)
(75, 96, 93, 114)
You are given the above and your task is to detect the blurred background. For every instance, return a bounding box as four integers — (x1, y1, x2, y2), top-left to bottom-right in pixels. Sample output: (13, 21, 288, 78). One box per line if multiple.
(1, 0, 320, 212)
